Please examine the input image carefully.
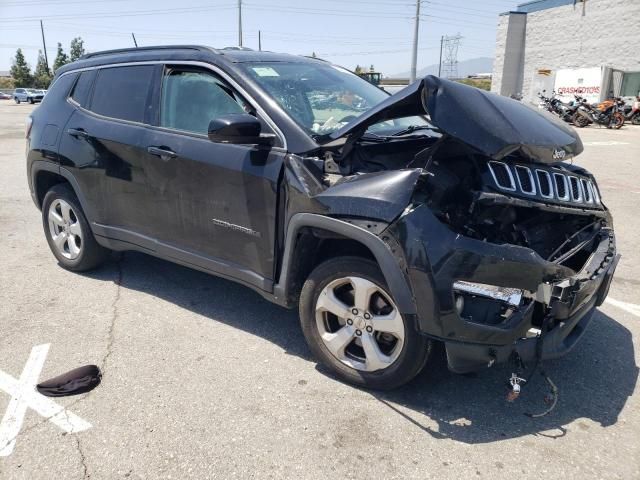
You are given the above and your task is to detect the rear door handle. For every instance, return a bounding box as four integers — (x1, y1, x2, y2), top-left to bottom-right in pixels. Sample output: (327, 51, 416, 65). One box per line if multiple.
(147, 146, 177, 161)
(67, 128, 88, 138)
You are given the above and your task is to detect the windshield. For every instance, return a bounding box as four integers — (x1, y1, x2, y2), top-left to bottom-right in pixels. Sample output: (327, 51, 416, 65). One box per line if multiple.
(240, 61, 427, 136)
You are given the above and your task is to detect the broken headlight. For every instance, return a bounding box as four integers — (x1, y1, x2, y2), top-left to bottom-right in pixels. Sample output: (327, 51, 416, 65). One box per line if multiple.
(452, 281, 524, 325)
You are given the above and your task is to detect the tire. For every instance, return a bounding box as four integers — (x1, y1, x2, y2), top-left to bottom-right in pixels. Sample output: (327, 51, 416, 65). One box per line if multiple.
(572, 112, 589, 127)
(42, 183, 109, 271)
(632, 113, 640, 126)
(14, 97, 20, 104)
(611, 112, 624, 129)
(28, 97, 34, 104)
(299, 256, 432, 390)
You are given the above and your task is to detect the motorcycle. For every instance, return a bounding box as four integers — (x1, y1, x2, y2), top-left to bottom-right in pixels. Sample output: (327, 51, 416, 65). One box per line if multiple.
(537, 90, 580, 123)
(572, 96, 625, 129)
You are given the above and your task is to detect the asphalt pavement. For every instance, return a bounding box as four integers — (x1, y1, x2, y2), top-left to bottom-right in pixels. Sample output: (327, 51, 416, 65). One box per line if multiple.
(0, 101, 639, 479)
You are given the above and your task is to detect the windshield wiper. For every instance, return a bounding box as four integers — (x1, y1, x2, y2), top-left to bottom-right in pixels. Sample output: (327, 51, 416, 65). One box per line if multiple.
(389, 125, 435, 136)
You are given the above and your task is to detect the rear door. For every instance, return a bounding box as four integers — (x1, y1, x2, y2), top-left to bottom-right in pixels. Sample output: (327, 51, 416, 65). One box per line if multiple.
(58, 64, 160, 234)
(142, 64, 285, 286)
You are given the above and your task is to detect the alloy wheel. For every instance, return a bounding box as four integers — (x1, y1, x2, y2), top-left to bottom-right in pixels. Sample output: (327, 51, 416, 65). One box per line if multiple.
(315, 276, 405, 372)
(48, 198, 83, 260)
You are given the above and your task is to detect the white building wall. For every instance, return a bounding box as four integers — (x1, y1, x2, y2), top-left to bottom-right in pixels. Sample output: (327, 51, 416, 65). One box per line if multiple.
(493, 0, 640, 100)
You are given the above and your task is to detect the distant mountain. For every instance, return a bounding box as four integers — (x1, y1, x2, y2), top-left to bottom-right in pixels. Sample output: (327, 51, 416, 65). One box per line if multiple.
(390, 57, 493, 79)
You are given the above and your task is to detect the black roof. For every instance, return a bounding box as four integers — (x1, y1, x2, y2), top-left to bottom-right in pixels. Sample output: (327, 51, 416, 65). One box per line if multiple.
(55, 45, 319, 76)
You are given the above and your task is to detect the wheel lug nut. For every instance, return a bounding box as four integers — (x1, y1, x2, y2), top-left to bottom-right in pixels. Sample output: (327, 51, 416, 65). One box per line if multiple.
(364, 313, 371, 320)
(366, 326, 373, 333)
(355, 329, 362, 336)
(351, 308, 358, 315)
(346, 319, 353, 325)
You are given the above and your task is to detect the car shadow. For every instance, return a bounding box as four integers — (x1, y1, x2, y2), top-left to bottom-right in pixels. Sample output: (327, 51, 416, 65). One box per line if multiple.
(84, 251, 638, 444)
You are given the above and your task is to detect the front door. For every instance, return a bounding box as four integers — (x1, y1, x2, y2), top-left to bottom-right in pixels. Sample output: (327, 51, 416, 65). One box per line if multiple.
(143, 65, 284, 287)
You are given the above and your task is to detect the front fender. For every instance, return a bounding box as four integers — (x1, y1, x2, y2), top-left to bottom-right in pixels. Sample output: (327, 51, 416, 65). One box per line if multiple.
(273, 213, 417, 315)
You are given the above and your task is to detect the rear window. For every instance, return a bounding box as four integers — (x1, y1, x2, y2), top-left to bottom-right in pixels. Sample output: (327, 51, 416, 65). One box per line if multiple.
(70, 70, 96, 107)
(90, 65, 154, 123)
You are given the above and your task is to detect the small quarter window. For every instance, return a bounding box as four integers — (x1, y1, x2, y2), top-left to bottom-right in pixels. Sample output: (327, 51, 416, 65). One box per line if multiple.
(90, 65, 154, 123)
(160, 69, 245, 135)
(70, 70, 96, 107)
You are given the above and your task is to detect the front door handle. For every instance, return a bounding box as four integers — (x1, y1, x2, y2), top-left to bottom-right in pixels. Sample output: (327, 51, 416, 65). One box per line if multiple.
(67, 128, 88, 138)
(147, 146, 177, 161)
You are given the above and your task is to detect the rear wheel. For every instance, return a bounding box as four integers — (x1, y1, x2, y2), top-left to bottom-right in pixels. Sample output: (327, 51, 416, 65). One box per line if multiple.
(42, 184, 109, 271)
(299, 257, 431, 390)
(632, 113, 640, 126)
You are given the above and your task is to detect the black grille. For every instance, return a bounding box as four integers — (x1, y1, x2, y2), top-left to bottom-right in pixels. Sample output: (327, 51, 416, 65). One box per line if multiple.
(536, 170, 552, 197)
(581, 179, 592, 202)
(515, 166, 534, 193)
(489, 162, 514, 190)
(554, 173, 568, 199)
(569, 177, 581, 201)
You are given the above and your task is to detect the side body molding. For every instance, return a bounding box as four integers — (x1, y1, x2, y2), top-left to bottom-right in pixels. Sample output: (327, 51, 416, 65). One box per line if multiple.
(273, 213, 417, 314)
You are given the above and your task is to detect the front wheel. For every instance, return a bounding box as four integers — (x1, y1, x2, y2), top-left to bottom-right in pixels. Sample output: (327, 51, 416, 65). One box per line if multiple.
(14, 97, 20, 104)
(28, 97, 34, 104)
(42, 184, 109, 271)
(610, 112, 624, 129)
(299, 257, 432, 390)
(572, 112, 589, 127)
(632, 113, 640, 125)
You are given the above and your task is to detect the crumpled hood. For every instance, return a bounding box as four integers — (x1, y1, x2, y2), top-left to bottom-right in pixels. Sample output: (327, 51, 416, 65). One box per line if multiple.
(325, 75, 583, 164)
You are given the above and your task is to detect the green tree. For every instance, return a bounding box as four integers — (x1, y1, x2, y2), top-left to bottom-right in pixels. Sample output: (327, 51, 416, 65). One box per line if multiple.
(52, 42, 69, 73)
(10, 48, 33, 87)
(33, 50, 52, 89)
(0, 77, 15, 89)
(69, 37, 85, 62)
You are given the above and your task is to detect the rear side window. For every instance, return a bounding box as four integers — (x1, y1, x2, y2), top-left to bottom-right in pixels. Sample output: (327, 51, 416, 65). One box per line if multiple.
(160, 69, 245, 134)
(70, 70, 96, 107)
(90, 65, 154, 123)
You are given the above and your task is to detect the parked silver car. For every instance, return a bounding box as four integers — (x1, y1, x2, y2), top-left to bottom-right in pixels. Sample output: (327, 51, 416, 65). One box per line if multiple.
(14, 88, 44, 104)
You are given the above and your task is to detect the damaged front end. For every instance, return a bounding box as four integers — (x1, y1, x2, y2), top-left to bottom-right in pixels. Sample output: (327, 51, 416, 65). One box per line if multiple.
(285, 75, 618, 373)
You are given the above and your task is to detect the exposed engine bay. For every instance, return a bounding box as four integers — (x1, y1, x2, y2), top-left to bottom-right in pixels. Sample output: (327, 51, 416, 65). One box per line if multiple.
(306, 132, 607, 276)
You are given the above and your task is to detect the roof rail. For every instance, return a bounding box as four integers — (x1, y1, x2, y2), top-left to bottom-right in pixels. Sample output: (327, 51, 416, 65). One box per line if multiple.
(80, 45, 220, 60)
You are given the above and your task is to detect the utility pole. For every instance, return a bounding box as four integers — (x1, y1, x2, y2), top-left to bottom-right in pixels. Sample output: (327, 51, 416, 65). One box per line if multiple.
(238, 0, 243, 47)
(438, 35, 443, 77)
(410, 0, 420, 83)
(39, 20, 49, 73)
(131, 33, 138, 47)
(258, 30, 262, 51)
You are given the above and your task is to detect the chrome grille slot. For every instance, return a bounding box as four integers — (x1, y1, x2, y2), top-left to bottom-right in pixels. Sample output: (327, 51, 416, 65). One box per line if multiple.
(589, 181, 600, 204)
(553, 173, 570, 201)
(488, 161, 516, 191)
(515, 166, 536, 195)
(568, 176, 582, 202)
(535, 169, 553, 198)
(581, 179, 593, 203)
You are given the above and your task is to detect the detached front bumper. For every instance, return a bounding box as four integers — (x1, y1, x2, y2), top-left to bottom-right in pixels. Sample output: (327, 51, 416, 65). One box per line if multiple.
(386, 204, 618, 373)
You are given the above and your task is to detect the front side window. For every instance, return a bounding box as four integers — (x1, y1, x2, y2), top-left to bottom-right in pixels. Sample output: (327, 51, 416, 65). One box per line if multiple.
(160, 69, 245, 135)
(90, 65, 154, 123)
(240, 61, 427, 136)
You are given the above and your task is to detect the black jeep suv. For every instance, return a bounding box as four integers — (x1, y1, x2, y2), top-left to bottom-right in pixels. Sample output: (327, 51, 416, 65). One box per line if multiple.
(27, 46, 618, 389)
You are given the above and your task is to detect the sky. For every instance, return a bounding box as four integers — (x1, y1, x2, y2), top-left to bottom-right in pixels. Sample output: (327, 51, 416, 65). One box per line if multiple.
(0, 0, 519, 76)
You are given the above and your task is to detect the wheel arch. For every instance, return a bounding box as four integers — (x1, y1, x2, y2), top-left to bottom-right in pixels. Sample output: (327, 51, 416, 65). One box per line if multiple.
(31, 161, 96, 224)
(273, 213, 417, 315)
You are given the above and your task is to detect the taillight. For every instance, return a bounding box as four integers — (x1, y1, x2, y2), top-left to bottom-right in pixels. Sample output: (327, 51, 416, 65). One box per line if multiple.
(25, 116, 33, 139)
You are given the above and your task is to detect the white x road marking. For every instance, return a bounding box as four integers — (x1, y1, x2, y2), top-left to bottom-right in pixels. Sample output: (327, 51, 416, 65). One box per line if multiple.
(0, 344, 91, 457)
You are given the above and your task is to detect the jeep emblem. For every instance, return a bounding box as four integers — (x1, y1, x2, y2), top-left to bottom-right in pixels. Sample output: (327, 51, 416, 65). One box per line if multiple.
(552, 148, 566, 160)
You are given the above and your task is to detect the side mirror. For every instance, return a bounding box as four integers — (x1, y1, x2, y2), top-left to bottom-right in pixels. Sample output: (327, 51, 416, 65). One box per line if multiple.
(208, 113, 275, 146)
